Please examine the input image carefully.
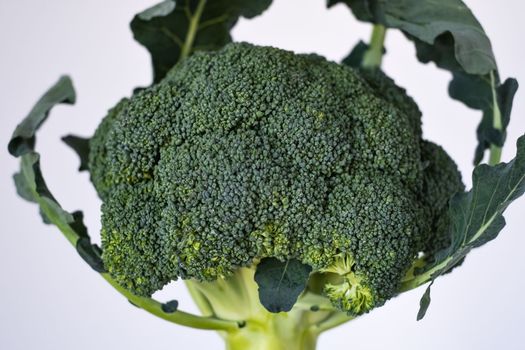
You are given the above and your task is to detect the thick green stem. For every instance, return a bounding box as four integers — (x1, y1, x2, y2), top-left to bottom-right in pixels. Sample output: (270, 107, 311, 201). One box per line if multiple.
(362, 24, 387, 69)
(225, 320, 318, 350)
(489, 71, 503, 165)
(187, 267, 343, 349)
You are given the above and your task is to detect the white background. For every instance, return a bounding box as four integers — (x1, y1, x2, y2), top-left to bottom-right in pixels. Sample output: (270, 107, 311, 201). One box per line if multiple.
(1, 1, 524, 349)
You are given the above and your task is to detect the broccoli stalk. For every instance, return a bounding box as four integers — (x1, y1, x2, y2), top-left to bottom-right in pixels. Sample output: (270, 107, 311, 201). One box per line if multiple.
(224, 319, 318, 350)
(183, 254, 385, 348)
(186, 268, 318, 350)
(185, 267, 359, 350)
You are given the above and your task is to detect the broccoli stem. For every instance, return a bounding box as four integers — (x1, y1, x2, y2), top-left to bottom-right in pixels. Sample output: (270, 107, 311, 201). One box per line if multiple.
(489, 71, 503, 165)
(186, 267, 350, 348)
(225, 321, 318, 350)
(180, 0, 206, 60)
(362, 24, 387, 69)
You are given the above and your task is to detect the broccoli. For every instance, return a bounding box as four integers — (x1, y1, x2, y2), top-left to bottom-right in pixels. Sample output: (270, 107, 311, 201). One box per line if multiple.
(8, 1, 524, 349)
(90, 43, 462, 316)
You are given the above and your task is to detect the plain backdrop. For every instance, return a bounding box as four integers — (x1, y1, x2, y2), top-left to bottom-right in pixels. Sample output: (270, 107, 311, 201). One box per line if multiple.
(1, 1, 524, 349)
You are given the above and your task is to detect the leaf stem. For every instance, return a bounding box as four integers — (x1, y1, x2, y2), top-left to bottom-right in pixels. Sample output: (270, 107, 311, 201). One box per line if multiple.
(489, 71, 503, 165)
(362, 24, 387, 69)
(102, 274, 240, 331)
(180, 0, 207, 60)
(398, 256, 451, 293)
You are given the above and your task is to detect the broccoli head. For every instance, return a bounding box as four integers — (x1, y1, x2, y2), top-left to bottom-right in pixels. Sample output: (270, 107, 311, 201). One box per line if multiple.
(89, 42, 463, 315)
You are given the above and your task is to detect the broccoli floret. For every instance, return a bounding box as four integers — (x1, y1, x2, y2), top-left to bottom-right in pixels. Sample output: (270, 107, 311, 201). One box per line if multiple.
(89, 98, 129, 200)
(89, 42, 463, 313)
(419, 141, 465, 259)
(358, 69, 422, 139)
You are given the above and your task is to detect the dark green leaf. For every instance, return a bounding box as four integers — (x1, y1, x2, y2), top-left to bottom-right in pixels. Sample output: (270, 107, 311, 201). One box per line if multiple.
(416, 281, 433, 321)
(15, 168, 55, 223)
(448, 72, 494, 164)
(331, 0, 496, 75)
(14, 152, 81, 239)
(161, 300, 179, 313)
(342, 40, 369, 68)
(131, 0, 273, 83)
(449, 72, 492, 111)
(342, 40, 386, 68)
(62, 135, 90, 171)
(13, 172, 36, 202)
(73, 211, 105, 272)
(473, 110, 497, 165)
(9, 77, 105, 273)
(70, 211, 89, 239)
(497, 78, 519, 139)
(417, 134, 525, 315)
(8, 76, 76, 157)
(77, 237, 105, 273)
(328, 0, 385, 23)
(412, 32, 462, 72)
(449, 74, 518, 164)
(39, 208, 52, 224)
(418, 40, 518, 163)
(254, 258, 312, 313)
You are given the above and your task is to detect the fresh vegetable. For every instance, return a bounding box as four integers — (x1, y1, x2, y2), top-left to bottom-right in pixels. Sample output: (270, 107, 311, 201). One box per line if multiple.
(7, 1, 523, 349)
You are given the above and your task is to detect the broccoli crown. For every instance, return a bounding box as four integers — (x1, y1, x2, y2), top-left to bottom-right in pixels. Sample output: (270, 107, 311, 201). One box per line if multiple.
(89, 42, 463, 313)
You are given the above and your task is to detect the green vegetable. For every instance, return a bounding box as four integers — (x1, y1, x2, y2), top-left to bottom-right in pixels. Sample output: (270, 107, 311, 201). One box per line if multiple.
(8, 1, 523, 349)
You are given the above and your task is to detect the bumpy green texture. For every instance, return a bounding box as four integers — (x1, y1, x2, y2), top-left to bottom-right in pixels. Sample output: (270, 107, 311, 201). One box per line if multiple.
(419, 141, 465, 259)
(89, 42, 463, 314)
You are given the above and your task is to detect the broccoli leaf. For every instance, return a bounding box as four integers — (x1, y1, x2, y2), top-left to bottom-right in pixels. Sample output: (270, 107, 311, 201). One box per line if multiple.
(342, 40, 386, 68)
(342, 40, 369, 68)
(62, 135, 91, 171)
(254, 258, 312, 313)
(449, 74, 518, 165)
(9, 77, 104, 273)
(330, 0, 496, 74)
(416, 134, 525, 318)
(14, 150, 104, 272)
(131, 0, 273, 83)
(161, 300, 179, 313)
(8, 76, 76, 157)
(416, 281, 433, 321)
(448, 73, 493, 111)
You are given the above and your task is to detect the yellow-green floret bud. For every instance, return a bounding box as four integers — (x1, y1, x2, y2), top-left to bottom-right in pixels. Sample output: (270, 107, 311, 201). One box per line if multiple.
(318, 254, 374, 315)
